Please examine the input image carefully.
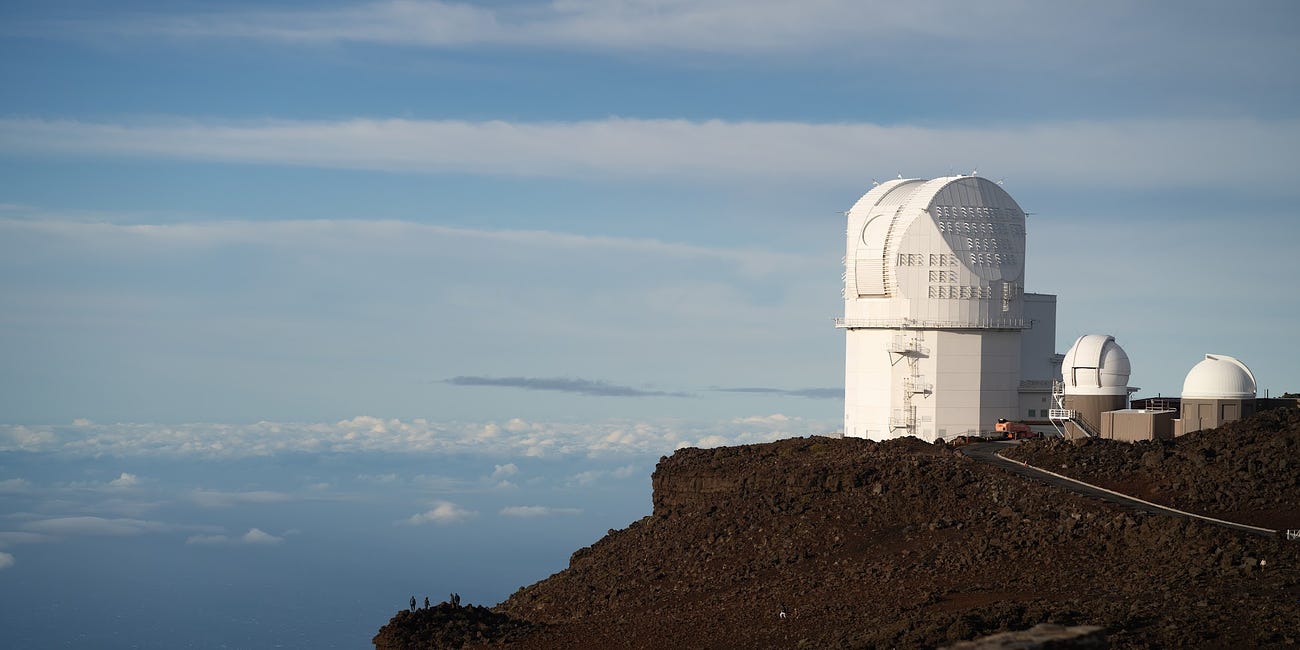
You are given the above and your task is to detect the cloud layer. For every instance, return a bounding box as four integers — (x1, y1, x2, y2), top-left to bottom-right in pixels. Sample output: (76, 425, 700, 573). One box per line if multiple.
(0, 414, 826, 458)
(448, 376, 693, 398)
(3, 117, 1297, 192)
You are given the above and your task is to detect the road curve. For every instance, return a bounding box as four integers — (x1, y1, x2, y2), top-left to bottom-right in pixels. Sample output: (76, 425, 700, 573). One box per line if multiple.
(961, 440, 1280, 538)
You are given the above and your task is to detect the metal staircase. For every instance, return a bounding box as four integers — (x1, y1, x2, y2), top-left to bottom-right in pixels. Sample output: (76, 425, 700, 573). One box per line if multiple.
(888, 330, 930, 434)
(1049, 381, 1100, 437)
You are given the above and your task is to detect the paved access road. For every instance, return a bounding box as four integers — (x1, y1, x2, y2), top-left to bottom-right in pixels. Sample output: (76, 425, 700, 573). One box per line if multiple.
(961, 440, 1279, 538)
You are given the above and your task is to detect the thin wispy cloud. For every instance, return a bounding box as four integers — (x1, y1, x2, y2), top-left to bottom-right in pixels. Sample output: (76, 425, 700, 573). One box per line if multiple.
(2, 117, 1297, 191)
(499, 506, 583, 518)
(18, 516, 217, 537)
(0, 214, 809, 278)
(712, 387, 841, 399)
(0, 532, 52, 548)
(732, 414, 790, 424)
(447, 376, 694, 398)
(190, 490, 295, 508)
(108, 472, 142, 488)
(568, 464, 640, 487)
(0, 426, 57, 451)
(19, 516, 164, 537)
(404, 501, 476, 525)
(35, 1, 989, 52)
(186, 528, 285, 546)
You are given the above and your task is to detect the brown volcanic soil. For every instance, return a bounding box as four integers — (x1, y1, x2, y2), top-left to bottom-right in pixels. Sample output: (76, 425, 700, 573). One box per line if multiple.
(376, 428, 1300, 649)
(1003, 408, 1300, 531)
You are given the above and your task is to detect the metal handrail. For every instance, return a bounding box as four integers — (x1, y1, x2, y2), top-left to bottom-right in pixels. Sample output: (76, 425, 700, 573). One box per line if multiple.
(887, 335, 930, 356)
(834, 317, 1028, 330)
(1048, 408, 1100, 437)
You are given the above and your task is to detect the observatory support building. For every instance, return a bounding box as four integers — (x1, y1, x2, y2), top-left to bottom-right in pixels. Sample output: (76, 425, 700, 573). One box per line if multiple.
(1180, 354, 1258, 434)
(838, 176, 1060, 441)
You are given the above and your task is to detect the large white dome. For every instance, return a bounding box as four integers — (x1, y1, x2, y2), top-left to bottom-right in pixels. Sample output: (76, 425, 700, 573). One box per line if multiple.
(1061, 334, 1130, 396)
(841, 176, 1027, 329)
(1182, 354, 1256, 399)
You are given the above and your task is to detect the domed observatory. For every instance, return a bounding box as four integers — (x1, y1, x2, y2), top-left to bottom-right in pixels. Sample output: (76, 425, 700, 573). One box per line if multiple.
(837, 176, 1059, 441)
(1053, 334, 1132, 438)
(1179, 354, 1257, 435)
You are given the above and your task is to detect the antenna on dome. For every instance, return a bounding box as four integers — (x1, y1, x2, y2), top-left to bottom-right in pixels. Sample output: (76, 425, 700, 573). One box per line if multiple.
(996, 178, 1005, 186)
(896, 172, 903, 179)
(971, 168, 979, 176)
(871, 179, 880, 187)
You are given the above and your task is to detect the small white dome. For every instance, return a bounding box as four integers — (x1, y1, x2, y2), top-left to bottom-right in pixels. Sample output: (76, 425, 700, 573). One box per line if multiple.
(1182, 354, 1256, 399)
(1061, 334, 1131, 396)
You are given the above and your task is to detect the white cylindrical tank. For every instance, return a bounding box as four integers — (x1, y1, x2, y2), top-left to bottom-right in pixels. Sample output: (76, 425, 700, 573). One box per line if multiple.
(1182, 354, 1256, 399)
(1061, 334, 1130, 396)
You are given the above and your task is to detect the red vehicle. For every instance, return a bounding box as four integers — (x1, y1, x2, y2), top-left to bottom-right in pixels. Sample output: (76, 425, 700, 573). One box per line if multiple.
(996, 418, 1041, 440)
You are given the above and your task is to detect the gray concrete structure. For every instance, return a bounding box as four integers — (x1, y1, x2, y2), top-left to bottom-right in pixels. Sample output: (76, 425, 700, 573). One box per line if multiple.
(1017, 293, 1061, 431)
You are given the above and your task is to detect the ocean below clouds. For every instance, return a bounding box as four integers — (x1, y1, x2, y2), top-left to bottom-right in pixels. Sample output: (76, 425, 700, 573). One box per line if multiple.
(0, 415, 814, 648)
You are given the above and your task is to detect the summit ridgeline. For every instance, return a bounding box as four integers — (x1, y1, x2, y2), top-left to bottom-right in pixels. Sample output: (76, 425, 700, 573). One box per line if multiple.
(375, 414, 1300, 649)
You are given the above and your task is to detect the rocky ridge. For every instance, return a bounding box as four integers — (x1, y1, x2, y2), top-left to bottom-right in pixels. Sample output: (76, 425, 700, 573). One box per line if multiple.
(1004, 407, 1300, 530)
(375, 411, 1300, 649)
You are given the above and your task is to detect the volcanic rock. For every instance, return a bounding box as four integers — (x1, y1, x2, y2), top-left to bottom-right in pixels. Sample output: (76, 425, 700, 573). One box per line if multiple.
(376, 411, 1300, 649)
(374, 603, 535, 649)
(1004, 407, 1300, 530)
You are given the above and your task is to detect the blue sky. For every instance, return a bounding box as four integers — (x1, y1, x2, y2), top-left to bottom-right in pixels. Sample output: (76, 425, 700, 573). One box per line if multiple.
(1, 1, 1299, 647)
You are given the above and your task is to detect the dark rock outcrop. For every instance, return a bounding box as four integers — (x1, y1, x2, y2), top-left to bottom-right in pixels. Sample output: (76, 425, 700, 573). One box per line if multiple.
(373, 603, 534, 649)
(377, 411, 1300, 649)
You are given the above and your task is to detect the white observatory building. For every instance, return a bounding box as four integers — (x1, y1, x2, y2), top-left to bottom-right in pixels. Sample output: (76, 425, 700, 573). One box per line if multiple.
(1180, 354, 1258, 434)
(838, 176, 1061, 441)
(1053, 334, 1133, 438)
